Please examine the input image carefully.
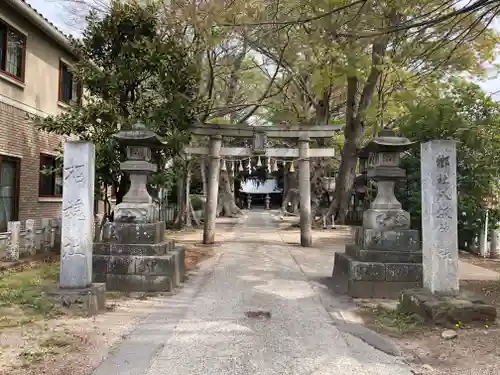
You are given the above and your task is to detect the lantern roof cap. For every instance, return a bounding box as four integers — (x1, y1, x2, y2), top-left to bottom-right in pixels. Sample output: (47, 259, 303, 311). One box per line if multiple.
(113, 121, 164, 147)
(361, 128, 416, 154)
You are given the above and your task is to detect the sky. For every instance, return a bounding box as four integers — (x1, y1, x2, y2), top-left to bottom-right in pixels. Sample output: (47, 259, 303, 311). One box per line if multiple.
(25, 0, 500, 98)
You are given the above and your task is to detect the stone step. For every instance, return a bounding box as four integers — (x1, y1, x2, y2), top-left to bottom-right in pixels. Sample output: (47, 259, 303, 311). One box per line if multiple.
(93, 241, 175, 256)
(331, 252, 422, 298)
(102, 221, 165, 244)
(355, 227, 420, 252)
(92, 248, 185, 292)
(345, 244, 422, 263)
(106, 274, 174, 292)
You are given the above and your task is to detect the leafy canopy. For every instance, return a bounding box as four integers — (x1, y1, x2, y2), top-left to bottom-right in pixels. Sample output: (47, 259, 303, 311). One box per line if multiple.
(35, 0, 201, 194)
(398, 79, 500, 245)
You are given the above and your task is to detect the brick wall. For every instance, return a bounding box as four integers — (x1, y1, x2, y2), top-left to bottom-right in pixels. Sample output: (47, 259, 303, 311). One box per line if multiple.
(0, 101, 65, 225)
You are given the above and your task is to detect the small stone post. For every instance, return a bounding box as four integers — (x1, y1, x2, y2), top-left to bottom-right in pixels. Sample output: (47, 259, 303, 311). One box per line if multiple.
(491, 227, 500, 259)
(94, 214, 103, 242)
(265, 194, 270, 210)
(298, 136, 312, 247)
(247, 194, 252, 210)
(60, 141, 95, 289)
(421, 140, 459, 294)
(41, 218, 51, 253)
(185, 155, 192, 228)
(25, 219, 35, 256)
(49, 218, 57, 249)
(203, 135, 222, 244)
(6, 221, 20, 261)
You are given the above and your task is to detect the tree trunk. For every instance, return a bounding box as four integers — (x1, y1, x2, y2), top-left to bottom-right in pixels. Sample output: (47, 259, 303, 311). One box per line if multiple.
(217, 169, 242, 217)
(174, 172, 185, 225)
(309, 160, 329, 223)
(331, 138, 359, 224)
(185, 158, 192, 227)
(200, 157, 207, 198)
(281, 170, 299, 216)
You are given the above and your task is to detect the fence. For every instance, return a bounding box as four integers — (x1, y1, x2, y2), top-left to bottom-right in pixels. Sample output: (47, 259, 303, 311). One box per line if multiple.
(159, 205, 178, 224)
(0, 218, 61, 261)
(1, 203, 188, 262)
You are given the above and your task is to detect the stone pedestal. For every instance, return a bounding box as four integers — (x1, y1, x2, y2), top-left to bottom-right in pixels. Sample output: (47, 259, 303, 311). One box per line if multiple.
(400, 289, 496, 325)
(93, 223, 185, 292)
(332, 227, 422, 298)
(47, 283, 106, 317)
(91, 123, 186, 293)
(331, 129, 422, 298)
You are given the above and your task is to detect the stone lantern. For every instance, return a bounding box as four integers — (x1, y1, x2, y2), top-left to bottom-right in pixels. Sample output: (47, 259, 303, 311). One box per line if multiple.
(92, 121, 186, 292)
(332, 128, 422, 299)
(112, 121, 163, 223)
(252, 131, 267, 155)
(362, 128, 415, 230)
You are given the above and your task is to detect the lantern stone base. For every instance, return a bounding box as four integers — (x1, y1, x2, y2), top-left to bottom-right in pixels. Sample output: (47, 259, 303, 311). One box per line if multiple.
(400, 289, 496, 325)
(93, 221, 185, 292)
(113, 202, 159, 223)
(362, 208, 411, 231)
(331, 227, 423, 299)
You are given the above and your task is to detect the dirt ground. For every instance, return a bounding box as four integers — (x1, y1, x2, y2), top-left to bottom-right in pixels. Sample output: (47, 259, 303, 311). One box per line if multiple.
(356, 275, 500, 375)
(460, 251, 500, 273)
(0, 230, 217, 375)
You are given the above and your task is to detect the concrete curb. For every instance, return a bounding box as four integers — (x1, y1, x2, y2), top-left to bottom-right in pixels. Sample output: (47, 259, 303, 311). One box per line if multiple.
(333, 319, 404, 357)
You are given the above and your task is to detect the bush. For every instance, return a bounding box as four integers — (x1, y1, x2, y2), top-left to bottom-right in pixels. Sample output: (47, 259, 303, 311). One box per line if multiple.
(191, 195, 204, 211)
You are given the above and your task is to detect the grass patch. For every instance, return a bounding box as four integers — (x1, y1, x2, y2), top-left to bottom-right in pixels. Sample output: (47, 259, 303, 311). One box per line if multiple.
(370, 304, 424, 334)
(40, 336, 72, 348)
(19, 349, 48, 364)
(106, 291, 128, 299)
(0, 263, 60, 327)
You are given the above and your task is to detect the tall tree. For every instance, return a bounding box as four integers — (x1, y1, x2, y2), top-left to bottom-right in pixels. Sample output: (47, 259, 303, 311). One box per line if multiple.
(243, 0, 500, 222)
(35, 1, 201, 208)
(398, 79, 500, 247)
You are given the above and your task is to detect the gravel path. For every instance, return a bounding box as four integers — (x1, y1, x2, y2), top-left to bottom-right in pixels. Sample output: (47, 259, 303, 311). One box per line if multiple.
(92, 211, 412, 375)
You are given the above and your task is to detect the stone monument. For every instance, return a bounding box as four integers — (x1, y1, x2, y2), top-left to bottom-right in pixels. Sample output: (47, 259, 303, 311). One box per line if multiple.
(421, 140, 459, 294)
(93, 122, 185, 292)
(332, 129, 422, 298)
(49, 141, 106, 315)
(400, 140, 496, 324)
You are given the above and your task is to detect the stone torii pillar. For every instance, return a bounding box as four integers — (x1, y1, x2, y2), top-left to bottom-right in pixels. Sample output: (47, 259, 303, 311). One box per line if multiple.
(203, 135, 222, 244)
(298, 136, 312, 247)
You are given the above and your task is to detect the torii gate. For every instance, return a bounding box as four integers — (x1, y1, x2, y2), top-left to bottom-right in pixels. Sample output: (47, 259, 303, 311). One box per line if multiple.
(187, 123, 342, 247)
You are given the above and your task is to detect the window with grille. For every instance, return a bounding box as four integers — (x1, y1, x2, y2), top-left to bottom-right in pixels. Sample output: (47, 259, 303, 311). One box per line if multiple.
(59, 61, 74, 103)
(39, 154, 63, 197)
(0, 20, 26, 81)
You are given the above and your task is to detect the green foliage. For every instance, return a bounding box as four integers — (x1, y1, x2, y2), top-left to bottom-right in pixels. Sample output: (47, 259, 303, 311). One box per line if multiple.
(190, 195, 204, 211)
(397, 80, 500, 247)
(371, 304, 424, 334)
(33, 1, 201, 197)
(251, 0, 500, 127)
